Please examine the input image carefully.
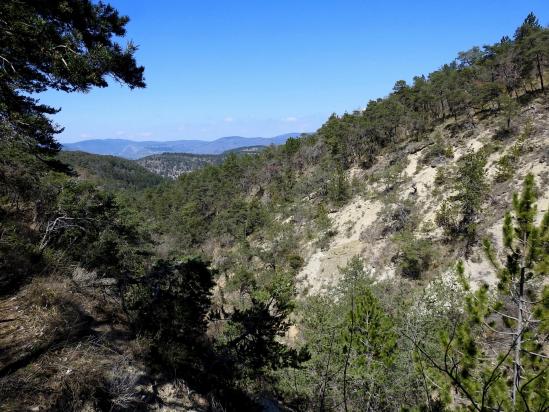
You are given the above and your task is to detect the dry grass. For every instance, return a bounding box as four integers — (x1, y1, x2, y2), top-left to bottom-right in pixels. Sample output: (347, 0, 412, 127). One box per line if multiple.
(0, 274, 146, 410)
(0, 272, 211, 411)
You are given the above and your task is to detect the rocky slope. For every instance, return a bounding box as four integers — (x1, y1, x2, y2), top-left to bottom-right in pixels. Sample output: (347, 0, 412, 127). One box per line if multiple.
(296, 97, 548, 294)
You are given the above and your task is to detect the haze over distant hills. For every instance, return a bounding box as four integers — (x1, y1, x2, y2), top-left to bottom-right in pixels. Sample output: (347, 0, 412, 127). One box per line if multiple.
(62, 133, 302, 159)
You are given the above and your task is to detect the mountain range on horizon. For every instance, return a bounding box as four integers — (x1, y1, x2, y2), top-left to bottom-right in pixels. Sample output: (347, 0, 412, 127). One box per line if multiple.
(62, 133, 303, 159)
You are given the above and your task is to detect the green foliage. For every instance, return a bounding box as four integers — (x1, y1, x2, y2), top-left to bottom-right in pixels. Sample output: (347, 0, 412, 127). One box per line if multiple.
(2, 6, 548, 409)
(277, 294, 345, 409)
(421, 131, 454, 165)
(417, 175, 548, 411)
(0, 0, 144, 166)
(497, 93, 520, 134)
(0, 219, 40, 293)
(136, 147, 268, 180)
(455, 151, 488, 232)
(215, 271, 306, 380)
(514, 13, 549, 93)
(339, 258, 396, 367)
(381, 199, 418, 235)
(0, 0, 147, 292)
(137, 152, 224, 178)
(309, 15, 547, 172)
(434, 166, 447, 187)
(37, 177, 147, 279)
(277, 258, 423, 410)
(494, 154, 516, 183)
(436, 150, 487, 249)
(58, 151, 164, 191)
(211, 198, 266, 241)
(494, 122, 531, 183)
(376, 156, 408, 192)
(340, 283, 397, 409)
(0, 139, 57, 204)
(394, 232, 434, 279)
(327, 167, 351, 205)
(282, 136, 302, 157)
(130, 14, 547, 263)
(127, 257, 214, 368)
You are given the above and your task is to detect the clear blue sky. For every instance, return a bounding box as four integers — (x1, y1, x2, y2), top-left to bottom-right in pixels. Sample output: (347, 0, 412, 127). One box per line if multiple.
(44, 0, 549, 143)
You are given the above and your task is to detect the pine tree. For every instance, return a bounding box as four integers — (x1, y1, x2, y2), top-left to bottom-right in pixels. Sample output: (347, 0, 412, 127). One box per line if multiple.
(0, 0, 145, 182)
(338, 257, 397, 411)
(436, 150, 487, 252)
(498, 93, 520, 130)
(417, 174, 548, 411)
(483, 173, 548, 409)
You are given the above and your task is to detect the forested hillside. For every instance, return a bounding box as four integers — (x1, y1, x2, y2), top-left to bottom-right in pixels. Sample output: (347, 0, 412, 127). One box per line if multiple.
(58, 151, 165, 190)
(0, 2, 547, 411)
(135, 145, 268, 179)
(135, 152, 223, 178)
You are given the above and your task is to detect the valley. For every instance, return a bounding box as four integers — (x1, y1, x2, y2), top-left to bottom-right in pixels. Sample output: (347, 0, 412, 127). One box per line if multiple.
(1, 3, 548, 411)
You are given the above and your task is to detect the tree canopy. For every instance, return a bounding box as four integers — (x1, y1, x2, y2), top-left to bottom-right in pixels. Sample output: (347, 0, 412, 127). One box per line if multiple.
(0, 0, 145, 160)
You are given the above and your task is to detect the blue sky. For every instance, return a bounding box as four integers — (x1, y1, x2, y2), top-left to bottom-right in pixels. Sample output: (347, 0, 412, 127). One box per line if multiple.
(44, 1, 549, 143)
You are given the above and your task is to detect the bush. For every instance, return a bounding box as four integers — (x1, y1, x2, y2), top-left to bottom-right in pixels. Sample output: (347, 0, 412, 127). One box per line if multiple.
(0, 222, 41, 294)
(494, 153, 515, 183)
(494, 123, 529, 183)
(381, 201, 416, 235)
(126, 257, 214, 369)
(434, 167, 447, 187)
(377, 157, 408, 192)
(327, 167, 350, 205)
(287, 254, 304, 271)
(435, 150, 487, 248)
(434, 200, 460, 236)
(394, 232, 434, 279)
(421, 132, 454, 165)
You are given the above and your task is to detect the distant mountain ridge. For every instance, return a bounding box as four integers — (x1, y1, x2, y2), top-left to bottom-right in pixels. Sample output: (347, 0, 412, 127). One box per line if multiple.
(62, 133, 302, 159)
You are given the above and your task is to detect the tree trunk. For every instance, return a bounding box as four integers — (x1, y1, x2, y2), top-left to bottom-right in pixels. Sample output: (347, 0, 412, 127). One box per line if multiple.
(343, 293, 355, 412)
(319, 329, 336, 411)
(536, 54, 545, 93)
(512, 233, 527, 407)
(512, 271, 524, 407)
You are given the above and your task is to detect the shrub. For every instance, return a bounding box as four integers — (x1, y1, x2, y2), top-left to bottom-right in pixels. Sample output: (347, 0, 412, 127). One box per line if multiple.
(378, 157, 408, 192)
(380, 201, 417, 235)
(316, 229, 338, 251)
(494, 153, 515, 183)
(327, 167, 351, 205)
(435, 150, 487, 249)
(126, 257, 214, 369)
(421, 131, 454, 165)
(394, 232, 434, 279)
(434, 200, 460, 236)
(494, 122, 530, 183)
(434, 167, 447, 187)
(287, 254, 304, 271)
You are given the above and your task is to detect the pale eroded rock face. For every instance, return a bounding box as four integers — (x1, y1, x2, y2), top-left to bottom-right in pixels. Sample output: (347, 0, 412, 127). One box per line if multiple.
(298, 198, 383, 294)
(297, 99, 549, 294)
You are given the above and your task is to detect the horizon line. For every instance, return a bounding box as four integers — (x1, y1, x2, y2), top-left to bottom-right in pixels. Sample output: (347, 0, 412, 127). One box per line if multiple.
(61, 132, 308, 145)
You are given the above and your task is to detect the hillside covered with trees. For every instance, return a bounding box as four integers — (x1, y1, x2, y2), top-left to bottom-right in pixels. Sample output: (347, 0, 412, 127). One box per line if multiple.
(0, 1, 547, 411)
(135, 146, 268, 179)
(58, 151, 165, 190)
